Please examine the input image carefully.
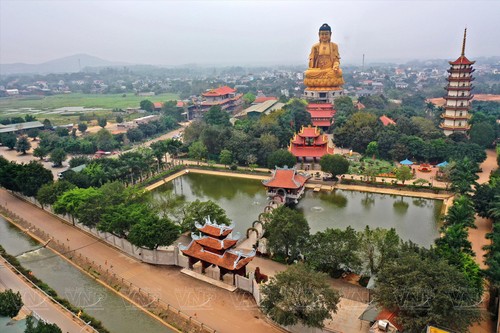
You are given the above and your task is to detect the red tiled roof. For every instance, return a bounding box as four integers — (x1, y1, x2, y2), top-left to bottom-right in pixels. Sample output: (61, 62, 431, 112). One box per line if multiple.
(356, 102, 365, 110)
(290, 133, 329, 145)
(379, 115, 396, 126)
(181, 241, 255, 271)
(312, 120, 332, 127)
(195, 236, 238, 250)
(153, 102, 163, 109)
(298, 126, 321, 138)
(307, 103, 334, 110)
(375, 309, 403, 332)
(202, 86, 236, 97)
(197, 224, 233, 238)
(262, 168, 309, 189)
(254, 96, 277, 103)
(308, 110, 335, 119)
(449, 56, 475, 65)
(176, 101, 184, 107)
(289, 145, 334, 158)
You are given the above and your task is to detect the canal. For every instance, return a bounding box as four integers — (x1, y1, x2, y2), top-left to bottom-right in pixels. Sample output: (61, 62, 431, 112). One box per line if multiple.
(0, 216, 175, 333)
(155, 173, 442, 247)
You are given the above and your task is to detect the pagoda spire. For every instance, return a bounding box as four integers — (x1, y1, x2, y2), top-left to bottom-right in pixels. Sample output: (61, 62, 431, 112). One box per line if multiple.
(461, 28, 467, 57)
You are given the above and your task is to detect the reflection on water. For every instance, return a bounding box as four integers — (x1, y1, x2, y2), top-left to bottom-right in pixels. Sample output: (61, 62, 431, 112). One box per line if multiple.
(0, 217, 174, 333)
(0, 317, 26, 333)
(153, 174, 442, 247)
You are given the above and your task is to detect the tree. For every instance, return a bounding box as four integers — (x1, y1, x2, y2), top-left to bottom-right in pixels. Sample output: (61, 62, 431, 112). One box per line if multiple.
(37, 180, 76, 209)
(27, 128, 40, 141)
(180, 200, 230, 232)
(219, 149, 232, 167)
(267, 149, 296, 169)
(243, 92, 256, 105)
(449, 158, 479, 195)
(365, 141, 379, 158)
(128, 216, 180, 249)
(140, 99, 154, 112)
(116, 115, 124, 123)
(15, 161, 53, 197)
(470, 122, 495, 148)
(55, 127, 69, 137)
(443, 195, 476, 229)
(260, 263, 340, 329)
(161, 100, 183, 122)
(204, 106, 231, 127)
(78, 122, 88, 133)
(305, 227, 361, 277)
(319, 154, 349, 179)
(42, 119, 52, 130)
(265, 206, 310, 262)
(98, 117, 107, 128)
(188, 141, 208, 164)
(15, 135, 31, 154)
(374, 250, 482, 333)
(49, 148, 67, 167)
(1, 133, 17, 149)
(395, 165, 412, 184)
(0, 289, 23, 318)
(126, 128, 144, 142)
(33, 146, 48, 160)
(25, 314, 62, 333)
(95, 128, 116, 151)
(359, 226, 400, 275)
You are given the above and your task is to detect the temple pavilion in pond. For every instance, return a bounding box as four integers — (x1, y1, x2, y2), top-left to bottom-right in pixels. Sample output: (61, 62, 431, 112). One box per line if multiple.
(262, 166, 310, 205)
(178, 217, 255, 283)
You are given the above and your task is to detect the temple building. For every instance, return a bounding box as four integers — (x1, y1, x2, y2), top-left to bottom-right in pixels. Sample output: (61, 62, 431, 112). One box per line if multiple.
(306, 103, 336, 130)
(288, 125, 334, 161)
(262, 167, 310, 204)
(440, 29, 474, 136)
(196, 86, 243, 117)
(178, 217, 255, 283)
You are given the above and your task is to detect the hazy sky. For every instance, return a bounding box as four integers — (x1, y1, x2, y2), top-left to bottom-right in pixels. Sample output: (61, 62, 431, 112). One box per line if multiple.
(1, 0, 499, 66)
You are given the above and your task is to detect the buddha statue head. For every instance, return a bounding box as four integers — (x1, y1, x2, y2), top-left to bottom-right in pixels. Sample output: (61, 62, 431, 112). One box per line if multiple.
(318, 23, 332, 43)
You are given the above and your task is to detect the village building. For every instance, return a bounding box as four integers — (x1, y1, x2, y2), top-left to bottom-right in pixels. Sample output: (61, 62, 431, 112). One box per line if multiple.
(379, 115, 396, 126)
(195, 86, 243, 118)
(238, 99, 284, 118)
(262, 166, 310, 205)
(0, 121, 44, 134)
(440, 29, 474, 136)
(288, 125, 334, 162)
(179, 217, 255, 283)
(306, 103, 336, 130)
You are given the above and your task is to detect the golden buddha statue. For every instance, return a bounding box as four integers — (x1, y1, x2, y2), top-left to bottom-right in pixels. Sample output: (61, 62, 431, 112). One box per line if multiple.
(304, 23, 344, 90)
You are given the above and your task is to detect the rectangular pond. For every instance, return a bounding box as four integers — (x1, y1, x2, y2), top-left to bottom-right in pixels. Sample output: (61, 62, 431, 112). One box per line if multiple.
(153, 173, 443, 248)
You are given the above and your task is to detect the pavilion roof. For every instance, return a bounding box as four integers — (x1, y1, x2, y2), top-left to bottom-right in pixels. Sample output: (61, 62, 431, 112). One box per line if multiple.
(288, 144, 334, 158)
(298, 125, 321, 138)
(262, 167, 309, 189)
(202, 86, 236, 97)
(180, 241, 255, 271)
(308, 109, 335, 119)
(379, 115, 396, 126)
(194, 235, 238, 250)
(449, 55, 475, 65)
(195, 217, 234, 238)
(153, 102, 163, 109)
(290, 132, 329, 145)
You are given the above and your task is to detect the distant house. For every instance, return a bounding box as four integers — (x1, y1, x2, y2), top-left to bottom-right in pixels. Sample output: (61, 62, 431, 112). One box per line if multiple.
(253, 96, 278, 104)
(395, 82, 409, 89)
(195, 86, 243, 118)
(239, 100, 284, 118)
(135, 115, 160, 125)
(5, 89, 19, 96)
(153, 102, 163, 111)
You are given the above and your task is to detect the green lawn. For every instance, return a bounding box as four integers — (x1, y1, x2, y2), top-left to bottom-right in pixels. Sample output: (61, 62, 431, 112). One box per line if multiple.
(0, 92, 179, 112)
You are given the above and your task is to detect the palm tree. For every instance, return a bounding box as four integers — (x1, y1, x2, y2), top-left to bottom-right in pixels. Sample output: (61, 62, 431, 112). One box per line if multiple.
(444, 195, 476, 228)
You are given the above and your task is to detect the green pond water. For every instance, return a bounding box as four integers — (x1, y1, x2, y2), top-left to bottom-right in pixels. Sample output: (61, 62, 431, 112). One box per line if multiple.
(154, 173, 442, 247)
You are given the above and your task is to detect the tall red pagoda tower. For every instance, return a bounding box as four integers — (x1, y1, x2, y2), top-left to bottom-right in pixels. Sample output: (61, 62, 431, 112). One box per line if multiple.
(306, 103, 336, 130)
(288, 125, 334, 162)
(440, 29, 475, 136)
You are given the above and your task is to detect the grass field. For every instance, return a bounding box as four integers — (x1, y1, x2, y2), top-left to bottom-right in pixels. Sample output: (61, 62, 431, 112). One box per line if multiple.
(0, 92, 179, 111)
(0, 92, 179, 125)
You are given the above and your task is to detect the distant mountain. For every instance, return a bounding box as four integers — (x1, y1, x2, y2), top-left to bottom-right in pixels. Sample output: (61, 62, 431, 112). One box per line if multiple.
(0, 54, 129, 75)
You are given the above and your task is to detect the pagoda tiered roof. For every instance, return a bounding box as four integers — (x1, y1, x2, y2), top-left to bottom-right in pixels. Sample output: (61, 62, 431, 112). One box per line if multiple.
(180, 240, 255, 271)
(191, 232, 239, 250)
(449, 55, 475, 66)
(262, 167, 309, 189)
(195, 217, 234, 238)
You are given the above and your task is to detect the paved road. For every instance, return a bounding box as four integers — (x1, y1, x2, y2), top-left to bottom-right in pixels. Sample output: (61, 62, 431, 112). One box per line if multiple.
(0, 189, 280, 333)
(0, 256, 92, 333)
